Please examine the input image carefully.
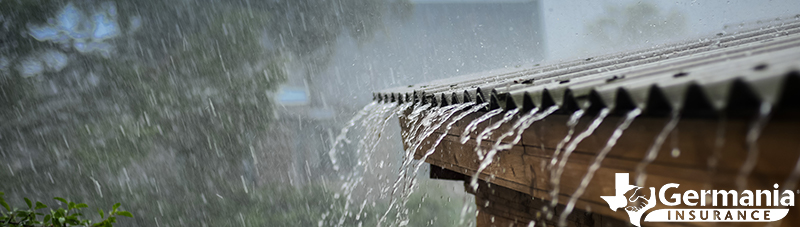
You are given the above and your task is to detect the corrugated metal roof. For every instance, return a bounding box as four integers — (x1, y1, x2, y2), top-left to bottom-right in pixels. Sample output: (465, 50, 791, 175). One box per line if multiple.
(374, 17, 800, 116)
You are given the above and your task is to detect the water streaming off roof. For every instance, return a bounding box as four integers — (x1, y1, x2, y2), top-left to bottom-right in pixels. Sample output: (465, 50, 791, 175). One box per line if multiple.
(374, 14, 800, 227)
(3, 1, 800, 227)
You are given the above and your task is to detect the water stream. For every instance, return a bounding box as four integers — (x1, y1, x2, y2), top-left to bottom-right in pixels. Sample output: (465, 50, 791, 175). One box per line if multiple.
(706, 115, 727, 189)
(392, 103, 454, 193)
(736, 102, 773, 191)
(328, 101, 380, 171)
(467, 108, 522, 190)
(549, 108, 610, 210)
(548, 110, 585, 169)
(332, 95, 780, 227)
(397, 102, 486, 226)
(411, 102, 481, 173)
(782, 148, 800, 191)
(460, 108, 504, 144)
(541, 109, 583, 219)
(474, 108, 521, 156)
(380, 102, 494, 226)
(493, 106, 560, 152)
(467, 106, 561, 191)
(329, 101, 403, 227)
(634, 109, 681, 186)
(557, 108, 642, 226)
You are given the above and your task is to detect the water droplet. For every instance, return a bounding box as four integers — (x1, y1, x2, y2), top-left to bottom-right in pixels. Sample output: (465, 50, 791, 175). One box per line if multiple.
(671, 148, 681, 157)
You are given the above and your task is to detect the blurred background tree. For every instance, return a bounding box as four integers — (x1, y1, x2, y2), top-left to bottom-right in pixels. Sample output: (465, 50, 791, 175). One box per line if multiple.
(0, 0, 415, 226)
(585, 1, 686, 49)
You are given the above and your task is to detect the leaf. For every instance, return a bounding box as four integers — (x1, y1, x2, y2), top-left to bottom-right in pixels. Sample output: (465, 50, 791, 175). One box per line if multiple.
(58, 217, 65, 224)
(68, 201, 76, 210)
(53, 197, 68, 204)
(16, 210, 29, 217)
(0, 197, 10, 211)
(116, 211, 133, 218)
(98, 208, 104, 219)
(76, 203, 89, 209)
(43, 214, 51, 223)
(112, 203, 120, 212)
(34, 202, 47, 210)
(67, 215, 80, 225)
(24, 198, 31, 209)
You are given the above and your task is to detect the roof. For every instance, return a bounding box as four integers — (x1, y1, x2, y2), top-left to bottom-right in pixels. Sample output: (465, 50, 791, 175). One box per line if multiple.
(374, 17, 800, 117)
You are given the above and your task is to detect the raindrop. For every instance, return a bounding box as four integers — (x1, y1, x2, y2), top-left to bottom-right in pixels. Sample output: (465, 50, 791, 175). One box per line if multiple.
(670, 148, 681, 157)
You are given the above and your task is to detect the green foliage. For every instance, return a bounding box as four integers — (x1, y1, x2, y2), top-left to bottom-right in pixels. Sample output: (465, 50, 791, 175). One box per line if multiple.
(0, 1, 417, 226)
(0, 192, 131, 227)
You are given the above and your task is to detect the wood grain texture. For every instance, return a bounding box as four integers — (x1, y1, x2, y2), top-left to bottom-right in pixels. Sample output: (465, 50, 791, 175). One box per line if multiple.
(401, 108, 800, 226)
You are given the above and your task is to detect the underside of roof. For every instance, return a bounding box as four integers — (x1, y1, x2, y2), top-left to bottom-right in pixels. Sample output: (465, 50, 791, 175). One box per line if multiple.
(374, 17, 800, 117)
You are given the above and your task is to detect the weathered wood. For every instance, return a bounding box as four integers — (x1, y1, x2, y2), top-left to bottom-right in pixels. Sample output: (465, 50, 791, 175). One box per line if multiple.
(402, 108, 800, 226)
(469, 179, 631, 227)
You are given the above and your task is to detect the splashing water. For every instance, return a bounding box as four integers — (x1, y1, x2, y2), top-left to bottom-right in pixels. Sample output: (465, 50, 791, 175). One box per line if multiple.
(549, 108, 610, 209)
(389, 103, 449, 196)
(475, 108, 521, 154)
(493, 106, 561, 152)
(328, 101, 379, 171)
(737, 102, 773, 191)
(324, 101, 402, 227)
(548, 110, 585, 169)
(468, 106, 561, 191)
(395, 103, 468, 191)
(401, 103, 434, 147)
(541, 109, 583, 218)
(460, 108, 504, 144)
(467, 108, 522, 190)
(387, 102, 485, 226)
(413, 102, 479, 163)
(634, 109, 681, 186)
(557, 108, 641, 227)
(379, 102, 473, 226)
(410, 102, 485, 176)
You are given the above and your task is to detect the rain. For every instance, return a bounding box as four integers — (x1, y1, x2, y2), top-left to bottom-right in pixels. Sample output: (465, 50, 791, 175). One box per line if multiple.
(2, 0, 800, 227)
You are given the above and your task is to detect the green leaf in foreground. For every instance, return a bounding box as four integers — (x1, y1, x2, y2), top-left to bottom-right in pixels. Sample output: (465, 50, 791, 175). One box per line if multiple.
(116, 211, 133, 218)
(0, 196, 10, 211)
(35, 201, 48, 210)
(54, 197, 68, 204)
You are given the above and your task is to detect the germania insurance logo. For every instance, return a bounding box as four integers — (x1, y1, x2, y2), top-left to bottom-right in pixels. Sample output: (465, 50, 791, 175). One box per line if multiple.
(601, 173, 795, 226)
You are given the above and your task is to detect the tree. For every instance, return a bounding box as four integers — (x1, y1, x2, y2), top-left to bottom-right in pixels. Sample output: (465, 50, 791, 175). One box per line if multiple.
(585, 1, 686, 49)
(0, 0, 411, 226)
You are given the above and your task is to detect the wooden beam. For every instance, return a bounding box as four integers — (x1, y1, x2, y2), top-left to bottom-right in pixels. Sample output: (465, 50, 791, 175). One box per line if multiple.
(401, 109, 800, 226)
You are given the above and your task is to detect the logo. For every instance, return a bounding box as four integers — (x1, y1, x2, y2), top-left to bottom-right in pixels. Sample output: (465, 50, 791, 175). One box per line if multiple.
(601, 173, 656, 226)
(601, 173, 794, 226)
